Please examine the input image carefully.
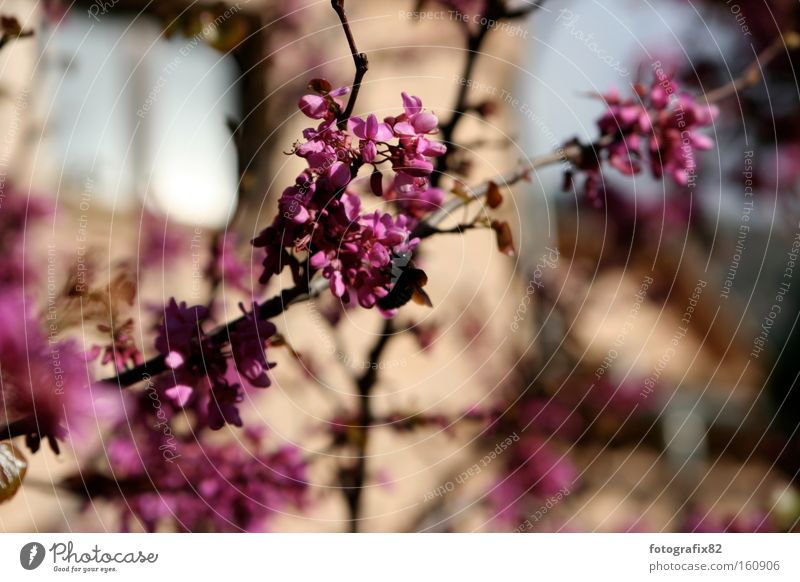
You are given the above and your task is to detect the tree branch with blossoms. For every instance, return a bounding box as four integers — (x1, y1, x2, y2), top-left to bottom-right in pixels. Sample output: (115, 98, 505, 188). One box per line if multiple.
(419, 32, 799, 236)
(2, 0, 798, 533)
(2, 29, 790, 440)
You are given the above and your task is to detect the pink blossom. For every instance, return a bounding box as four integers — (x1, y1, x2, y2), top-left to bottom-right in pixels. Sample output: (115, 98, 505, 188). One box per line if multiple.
(104, 430, 308, 532)
(0, 288, 119, 453)
(153, 298, 278, 430)
(298, 85, 349, 120)
(349, 114, 393, 163)
(229, 302, 277, 389)
(253, 84, 444, 313)
(576, 69, 718, 200)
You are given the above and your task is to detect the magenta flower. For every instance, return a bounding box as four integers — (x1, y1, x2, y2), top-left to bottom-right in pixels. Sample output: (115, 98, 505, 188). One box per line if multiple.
(349, 114, 393, 163)
(229, 302, 277, 389)
(490, 437, 577, 525)
(393, 93, 440, 136)
(98, 318, 144, 373)
(0, 186, 51, 286)
(155, 299, 211, 368)
(389, 175, 445, 220)
(104, 429, 309, 532)
(310, 199, 419, 308)
(253, 84, 444, 313)
(298, 84, 349, 120)
(153, 297, 279, 430)
(207, 379, 245, 429)
(0, 288, 120, 453)
(576, 69, 718, 200)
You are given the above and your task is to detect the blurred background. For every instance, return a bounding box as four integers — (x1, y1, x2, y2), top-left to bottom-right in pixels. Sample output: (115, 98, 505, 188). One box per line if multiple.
(1, 0, 800, 532)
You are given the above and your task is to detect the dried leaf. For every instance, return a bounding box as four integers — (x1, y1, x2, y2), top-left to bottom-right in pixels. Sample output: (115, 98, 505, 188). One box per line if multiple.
(108, 271, 137, 307)
(308, 78, 332, 94)
(451, 181, 472, 201)
(486, 181, 503, 209)
(0, 16, 22, 37)
(491, 220, 516, 257)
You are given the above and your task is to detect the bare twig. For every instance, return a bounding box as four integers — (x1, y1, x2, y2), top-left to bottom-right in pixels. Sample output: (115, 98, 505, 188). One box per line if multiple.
(432, 0, 548, 186)
(342, 318, 394, 533)
(704, 32, 799, 103)
(0, 16, 33, 52)
(332, 0, 369, 128)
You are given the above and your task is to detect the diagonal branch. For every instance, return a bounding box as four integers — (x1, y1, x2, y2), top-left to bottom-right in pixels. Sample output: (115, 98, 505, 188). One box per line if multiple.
(103, 274, 312, 387)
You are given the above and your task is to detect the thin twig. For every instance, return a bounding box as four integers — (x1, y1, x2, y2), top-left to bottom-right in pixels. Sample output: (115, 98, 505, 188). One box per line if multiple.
(432, 0, 548, 186)
(332, 0, 369, 128)
(704, 32, 798, 103)
(342, 318, 394, 533)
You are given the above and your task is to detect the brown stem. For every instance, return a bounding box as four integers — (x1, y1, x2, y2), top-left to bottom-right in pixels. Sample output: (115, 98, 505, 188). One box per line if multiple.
(0, 418, 32, 441)
(102, 276, 311, 387)
(432, 25, 491, 186)
(0, 29, 34, 52)
(332, 0, 369, 129)
(343, 318, 394, 533)
(432, 0, 548, 186)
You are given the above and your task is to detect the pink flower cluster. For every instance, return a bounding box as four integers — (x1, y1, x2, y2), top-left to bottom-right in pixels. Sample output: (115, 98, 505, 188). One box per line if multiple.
(107, 428, 308, 532)
(0, 186, 50, 285)
(0, 288, 114, 453)
(98, 318, 144, 373)
(488, 398, 579, 526)
(252, 81, 446, 312)
(154, 299, 276, 430)
(576, 68, 718, 200)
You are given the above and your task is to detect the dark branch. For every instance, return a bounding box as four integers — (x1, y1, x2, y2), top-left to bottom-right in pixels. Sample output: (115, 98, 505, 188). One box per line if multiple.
(432, 0, 547, 186)
(342, 318, 394, 533)
(332, 0, 369, 129)
(102, 276, 311, 387)
(0, 418, 32, 441)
